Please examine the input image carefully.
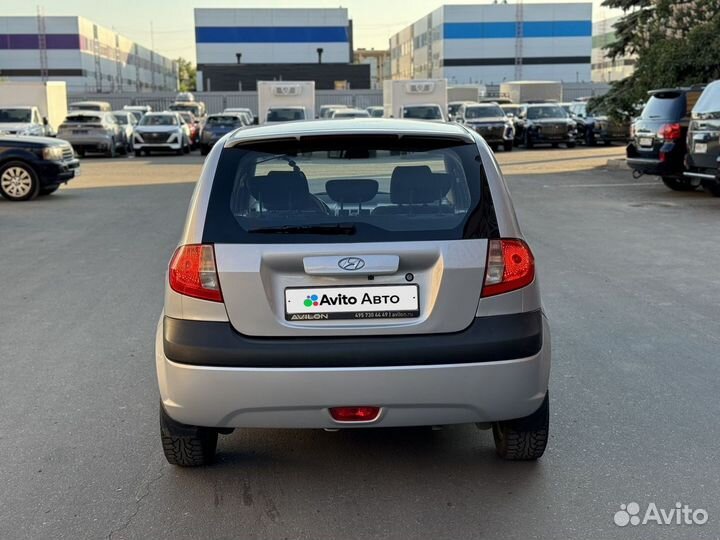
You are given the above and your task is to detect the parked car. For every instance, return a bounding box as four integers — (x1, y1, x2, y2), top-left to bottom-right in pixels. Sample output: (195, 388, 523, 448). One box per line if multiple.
(199, 113, 248, 156)
(133, 112, 191, 156)
(0, 106, 53, 137)
(111, 111, 138, 152)
(156, 119, 551, 466)
(266, 106, 307, 123)
(0, 135, 78, 200)
(178, 111, 200, 149)
(330, 108, 371, 119)
(567, 102, 629, 146)
(68, 101, 112, 112)
(684, 80, 720, 196)
(626, 86, 705, 191)
(448, 100, 476, 121)
(223, 107, 254, 124)
(176, 92, 195, 102)
(456, 103, 514, 152)
(401, 104, 445, 122)
(366, 106, 384, 118)
(168, 101, 206, 121)
(318, 104, 348, 119)
(514, 104, 577, 148)
(57, 111, 126, 157)
(123, 105, 152, 123)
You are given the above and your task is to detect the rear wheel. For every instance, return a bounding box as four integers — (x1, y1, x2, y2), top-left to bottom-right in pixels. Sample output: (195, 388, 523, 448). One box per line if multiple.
(134, 149, 142, 158)
(0, 161, 40, 201)
(524, 132, 534, 149)
(160, 403, 218, 467)
(661, 176, 697, 191)
(493, 393, 549, 461)
(702, 180, 720, 197)
(503, 141, 513, 152)
(566, 141, 577, 148)
(200, 145, 209, 156)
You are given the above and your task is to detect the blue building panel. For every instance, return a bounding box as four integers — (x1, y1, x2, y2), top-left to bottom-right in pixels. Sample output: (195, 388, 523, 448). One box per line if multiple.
(196, 26, 349, 44)
(443, 20, 592, 40)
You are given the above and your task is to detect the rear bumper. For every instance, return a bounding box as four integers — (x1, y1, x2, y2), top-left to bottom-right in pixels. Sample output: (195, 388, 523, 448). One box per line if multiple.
(156, 313, 551, 429)
(626, 142, 684, 176)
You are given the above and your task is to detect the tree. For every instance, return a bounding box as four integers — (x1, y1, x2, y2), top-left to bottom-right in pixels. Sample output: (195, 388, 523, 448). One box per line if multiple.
(177, 57, 196, 92)
(592, 0, 720, 118)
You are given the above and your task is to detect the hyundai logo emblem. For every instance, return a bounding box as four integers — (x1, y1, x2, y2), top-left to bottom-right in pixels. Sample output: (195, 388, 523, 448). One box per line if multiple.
(338, 257, 366, 271)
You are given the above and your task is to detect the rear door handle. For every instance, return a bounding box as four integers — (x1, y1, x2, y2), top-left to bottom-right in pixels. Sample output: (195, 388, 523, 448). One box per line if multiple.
(303, 255, 400, 276)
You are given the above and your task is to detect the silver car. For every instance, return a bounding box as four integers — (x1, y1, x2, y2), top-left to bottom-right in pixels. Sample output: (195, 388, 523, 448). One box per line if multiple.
(111, 111, 138, 152)
(57, 111, 125, 157)
(156, 118, 551, 466)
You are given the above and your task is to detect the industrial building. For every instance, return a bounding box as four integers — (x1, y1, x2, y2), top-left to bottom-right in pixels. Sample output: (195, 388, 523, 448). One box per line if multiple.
(390, 3, 593, 85)
(194, 8, 370, 91)
(0, 15, 178, 93)
(354, 49, 391, 89)
(591, 15, 635, 82)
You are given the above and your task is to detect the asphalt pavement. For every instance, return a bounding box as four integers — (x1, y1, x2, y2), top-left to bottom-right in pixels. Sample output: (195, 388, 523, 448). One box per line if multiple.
(1, 148, 719, 540)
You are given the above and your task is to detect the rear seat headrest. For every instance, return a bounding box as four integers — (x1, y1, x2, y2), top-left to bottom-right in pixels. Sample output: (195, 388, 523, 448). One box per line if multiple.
(390, 165, 452, 204)
(325, 179, 379, 205)
(250, 171, 310, 210)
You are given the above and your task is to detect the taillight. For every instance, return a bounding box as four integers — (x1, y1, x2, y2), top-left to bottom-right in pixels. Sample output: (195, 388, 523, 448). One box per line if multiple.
(329, 406, 381, 422)
(169, 244, 223, 302)
(658, 122, 682, 141)
(481, 239, 535, 297)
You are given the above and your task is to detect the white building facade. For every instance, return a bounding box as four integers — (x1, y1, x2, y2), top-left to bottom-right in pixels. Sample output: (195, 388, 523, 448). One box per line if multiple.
(0, 16, 178, 93)
(390, 3, 593, 85)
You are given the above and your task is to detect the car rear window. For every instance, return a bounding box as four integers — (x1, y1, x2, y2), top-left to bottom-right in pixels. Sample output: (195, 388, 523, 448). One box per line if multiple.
(403, 106, 443, 120)
(268, 109, 305, 122)
(641, 92, 688, 120)
(66, 114, 102, 123)
(207, 115, 242, 126)
(203, 135, 498, 244)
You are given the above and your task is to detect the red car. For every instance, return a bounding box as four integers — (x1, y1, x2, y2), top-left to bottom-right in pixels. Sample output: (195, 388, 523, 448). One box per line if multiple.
(178, 112, 200, 149)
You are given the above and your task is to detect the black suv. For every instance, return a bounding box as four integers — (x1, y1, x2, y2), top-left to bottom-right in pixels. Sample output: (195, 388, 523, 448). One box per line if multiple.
(626, 86, 704, 191)
(0, 136, 79, 201)
(457, 103, 514, 152)
(515, 104, 577, 149)
(568, 102, 630, 146)
(684, 80, 720, 196)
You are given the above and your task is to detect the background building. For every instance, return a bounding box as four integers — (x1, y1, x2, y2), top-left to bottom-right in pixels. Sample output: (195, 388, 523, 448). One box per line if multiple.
(390, 3, 593, 85)
(194, 8, 370, 91)
(591, 15, 635, 82)
(354, 49, 390, 89)
(0, 15, 178, 93)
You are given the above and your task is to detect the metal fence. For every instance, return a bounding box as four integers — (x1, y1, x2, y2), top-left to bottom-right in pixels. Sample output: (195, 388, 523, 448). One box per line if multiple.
(68, 83, 610, 115)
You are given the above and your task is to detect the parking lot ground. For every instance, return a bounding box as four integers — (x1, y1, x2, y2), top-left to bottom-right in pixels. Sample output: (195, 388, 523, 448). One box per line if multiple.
(1, 148, 719, 540)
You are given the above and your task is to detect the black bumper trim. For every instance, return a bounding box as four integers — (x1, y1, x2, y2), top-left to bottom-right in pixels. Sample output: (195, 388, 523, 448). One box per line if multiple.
(163, 311, 544, 368)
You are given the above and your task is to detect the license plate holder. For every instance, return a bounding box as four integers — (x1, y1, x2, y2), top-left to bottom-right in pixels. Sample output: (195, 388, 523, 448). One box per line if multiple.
(639, 137, 653, 147)
(73, 129, 88, 135)
(285, 284, 420, 321)
(695, 142, 707, 153)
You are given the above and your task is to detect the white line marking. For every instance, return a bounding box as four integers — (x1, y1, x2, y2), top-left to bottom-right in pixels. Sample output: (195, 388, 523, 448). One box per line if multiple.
(544, 182, 658, 188)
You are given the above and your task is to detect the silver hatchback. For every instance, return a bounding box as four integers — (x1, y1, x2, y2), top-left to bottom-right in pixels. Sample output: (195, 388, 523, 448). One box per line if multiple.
(156, 119, 551, 466)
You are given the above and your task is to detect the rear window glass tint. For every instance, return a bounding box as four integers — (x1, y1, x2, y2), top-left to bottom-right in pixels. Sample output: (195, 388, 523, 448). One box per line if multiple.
(642, 93, 687, 120)
(203, 135, 498, 244)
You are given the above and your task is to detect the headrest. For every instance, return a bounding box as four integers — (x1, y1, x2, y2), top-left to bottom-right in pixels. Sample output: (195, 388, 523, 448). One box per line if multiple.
(390, 166, 452, 204)
(325, 179, 379, 205)
(251, 171, 310, 210)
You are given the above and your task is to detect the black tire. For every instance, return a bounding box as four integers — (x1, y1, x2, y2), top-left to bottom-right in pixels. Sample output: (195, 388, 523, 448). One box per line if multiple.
(661, 176, 697, 191)
(503, 141, 513, 152)
(493, 393, 549, 461)
(524, 132, 534, 149)
(39, 185, 59, 196)
(106, 138, 117, 158)
(77, 149, 86, 158)
(134, 150, 142, 158)
(489, 143, 499, 152)
(160, 404, 218, 467)
(200, 145, 209, 156)
(566, 141, 577, 148)
(701, 180, 720, 197)
(183, 141, 191, 154)
(0, 160, 40, 201)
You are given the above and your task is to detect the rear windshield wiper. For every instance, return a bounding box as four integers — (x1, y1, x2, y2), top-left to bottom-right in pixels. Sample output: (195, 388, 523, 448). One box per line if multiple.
(248, 224, 357, 235)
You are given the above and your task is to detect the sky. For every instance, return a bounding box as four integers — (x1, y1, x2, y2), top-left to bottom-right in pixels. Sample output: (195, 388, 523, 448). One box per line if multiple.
(5, 0, 619, 63)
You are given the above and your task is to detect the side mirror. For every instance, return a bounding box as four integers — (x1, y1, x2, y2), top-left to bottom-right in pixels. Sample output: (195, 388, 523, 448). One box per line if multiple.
(42, 117, 49, 125)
